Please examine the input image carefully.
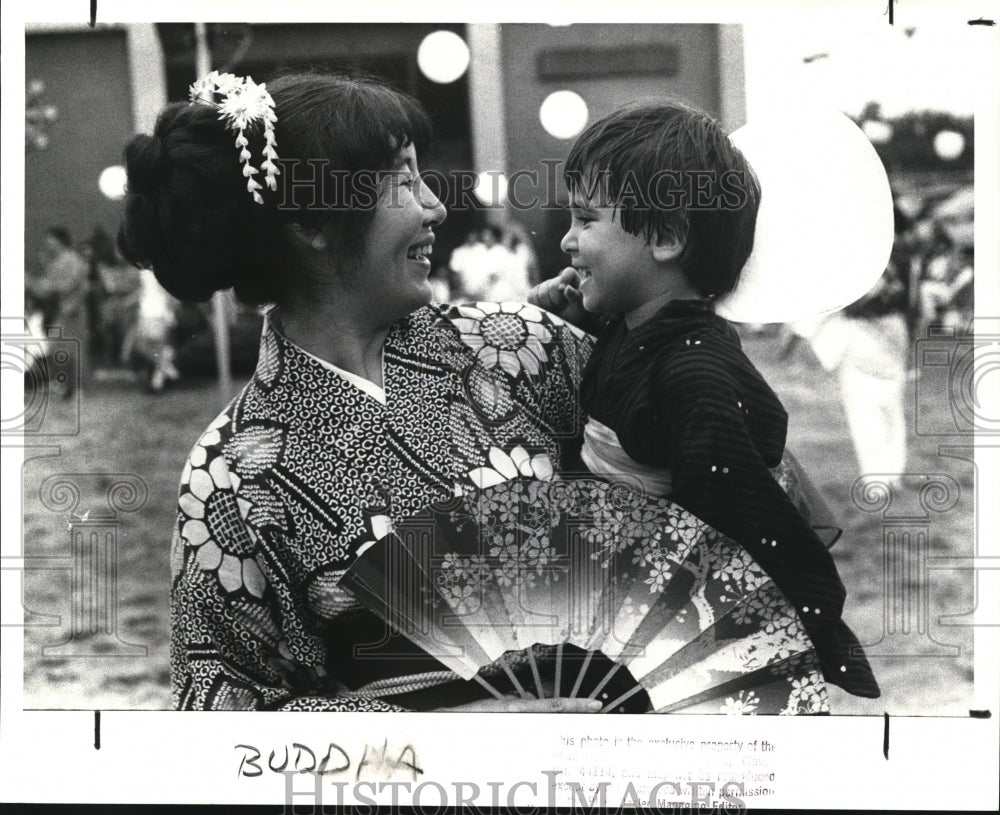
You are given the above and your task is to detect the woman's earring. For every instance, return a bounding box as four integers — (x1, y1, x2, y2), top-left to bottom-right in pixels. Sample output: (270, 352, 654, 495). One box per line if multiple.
(310, 234, 328, 251)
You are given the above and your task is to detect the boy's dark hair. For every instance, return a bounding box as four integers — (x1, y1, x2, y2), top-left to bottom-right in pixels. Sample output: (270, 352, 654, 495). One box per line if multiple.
(118, 72, 431, 305)
(564, 101, 760, 299)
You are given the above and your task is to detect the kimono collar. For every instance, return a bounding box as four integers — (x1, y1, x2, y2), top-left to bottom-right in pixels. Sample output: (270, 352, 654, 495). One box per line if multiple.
(616, 298, 720, 346)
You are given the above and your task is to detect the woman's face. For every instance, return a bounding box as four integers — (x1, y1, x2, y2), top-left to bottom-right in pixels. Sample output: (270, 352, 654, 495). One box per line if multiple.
(355, 143, 446, 323)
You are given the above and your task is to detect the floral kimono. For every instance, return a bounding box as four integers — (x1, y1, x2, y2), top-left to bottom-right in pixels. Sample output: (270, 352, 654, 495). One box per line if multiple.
(171, 302, 590, 710)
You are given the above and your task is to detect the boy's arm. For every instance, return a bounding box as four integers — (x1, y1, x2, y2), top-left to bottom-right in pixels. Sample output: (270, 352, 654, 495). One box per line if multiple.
(652, 354, 881, 698)
(658, 387, 885, 696)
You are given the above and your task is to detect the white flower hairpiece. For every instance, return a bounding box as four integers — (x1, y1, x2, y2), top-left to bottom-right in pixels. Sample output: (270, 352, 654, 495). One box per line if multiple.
(189, 70, 280, 205)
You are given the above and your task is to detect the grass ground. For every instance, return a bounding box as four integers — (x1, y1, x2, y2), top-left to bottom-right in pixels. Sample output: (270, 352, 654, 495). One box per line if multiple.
(20, 326, 975, 715)
(740, 326, 974, 716)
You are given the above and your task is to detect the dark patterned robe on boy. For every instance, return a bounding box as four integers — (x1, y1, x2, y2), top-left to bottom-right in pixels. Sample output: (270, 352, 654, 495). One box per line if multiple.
(581, 299, 880, 699)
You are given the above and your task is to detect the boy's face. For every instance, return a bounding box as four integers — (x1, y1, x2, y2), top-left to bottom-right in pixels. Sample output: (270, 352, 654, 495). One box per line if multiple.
(561, 190, 663, 318)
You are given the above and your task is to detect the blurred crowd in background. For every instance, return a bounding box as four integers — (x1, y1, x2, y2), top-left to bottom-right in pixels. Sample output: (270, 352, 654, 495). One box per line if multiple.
(781, 180, 974, 341)
(774, 179, 973, 482)
(26, 225, 181, 394)
(22, 176, 973, 398)
(25, 224, 272, 395)
(437, 222, 540, 304)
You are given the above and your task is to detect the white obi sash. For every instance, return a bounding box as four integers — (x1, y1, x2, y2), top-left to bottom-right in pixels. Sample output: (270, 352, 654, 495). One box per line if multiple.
(580, 417, 673, 497)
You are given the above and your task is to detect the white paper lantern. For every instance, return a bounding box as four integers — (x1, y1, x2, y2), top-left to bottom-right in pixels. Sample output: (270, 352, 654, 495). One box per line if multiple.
(861, 119, 893, 145)
(99, 165, 128, 200)
(417, 30, 470, 84)
(717, 107, 894, 324)
(933, 130, 966, 161)
(539, 90, 589, 140)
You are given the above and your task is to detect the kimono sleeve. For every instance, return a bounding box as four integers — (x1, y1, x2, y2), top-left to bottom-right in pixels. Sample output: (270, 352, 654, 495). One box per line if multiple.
(535, 308, 595, 444)
(651, 355, 847, 627)
(170, 439, 403, 712)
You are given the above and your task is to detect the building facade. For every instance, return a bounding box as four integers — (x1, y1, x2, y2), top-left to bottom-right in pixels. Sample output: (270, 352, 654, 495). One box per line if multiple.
(25, 22, 744, 283)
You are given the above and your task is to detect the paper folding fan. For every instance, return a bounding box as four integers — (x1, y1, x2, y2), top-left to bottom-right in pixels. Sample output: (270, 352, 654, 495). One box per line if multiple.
(339, 476, 829, 714)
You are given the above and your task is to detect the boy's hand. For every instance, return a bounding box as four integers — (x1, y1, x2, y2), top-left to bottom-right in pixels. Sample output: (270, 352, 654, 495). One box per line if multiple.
(528, 267, 589, 328)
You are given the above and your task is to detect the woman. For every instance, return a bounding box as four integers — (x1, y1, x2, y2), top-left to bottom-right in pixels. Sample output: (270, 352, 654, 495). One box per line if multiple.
(119, 71, 597, 712)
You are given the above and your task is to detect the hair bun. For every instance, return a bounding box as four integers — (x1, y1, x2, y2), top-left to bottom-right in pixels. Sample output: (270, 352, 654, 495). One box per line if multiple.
(119, 192, 159, 267)
(123, 133, 165, 194)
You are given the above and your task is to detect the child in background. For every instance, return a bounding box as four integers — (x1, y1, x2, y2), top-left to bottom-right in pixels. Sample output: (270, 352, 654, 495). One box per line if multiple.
(86, 227, 141, 368)
(530, 101, 879, 698)
(123, 267, 181, 392)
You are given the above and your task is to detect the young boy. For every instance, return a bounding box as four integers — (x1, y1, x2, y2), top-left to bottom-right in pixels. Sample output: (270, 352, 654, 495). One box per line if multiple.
(531, 101, 879, 699)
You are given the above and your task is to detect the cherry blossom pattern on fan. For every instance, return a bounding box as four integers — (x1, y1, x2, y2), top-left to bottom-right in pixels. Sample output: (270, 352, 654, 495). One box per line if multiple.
(723, 689, 760, 714)
(784, 671, 828, 714)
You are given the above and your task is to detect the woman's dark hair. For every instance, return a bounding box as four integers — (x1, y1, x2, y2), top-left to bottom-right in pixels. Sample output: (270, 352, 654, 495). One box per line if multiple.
(564, 101, 760, 299)
(117, 72, 432, 305)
